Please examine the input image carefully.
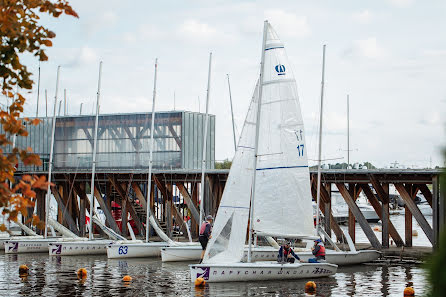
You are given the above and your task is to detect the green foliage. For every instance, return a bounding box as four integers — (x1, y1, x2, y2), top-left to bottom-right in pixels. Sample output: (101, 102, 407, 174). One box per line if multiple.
(215, 159, 232, 169)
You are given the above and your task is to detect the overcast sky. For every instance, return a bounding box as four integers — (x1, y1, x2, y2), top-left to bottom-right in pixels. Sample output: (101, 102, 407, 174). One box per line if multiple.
(18, 0, 445, 168)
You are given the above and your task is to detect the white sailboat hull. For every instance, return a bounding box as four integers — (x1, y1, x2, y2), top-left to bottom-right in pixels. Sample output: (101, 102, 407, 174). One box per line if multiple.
(5, 239, 52, 254)
(163, 245, 380, 265)
(190, 262, 337, 282)
(106, 242, 168, 259)
(48, 240, 113, 256)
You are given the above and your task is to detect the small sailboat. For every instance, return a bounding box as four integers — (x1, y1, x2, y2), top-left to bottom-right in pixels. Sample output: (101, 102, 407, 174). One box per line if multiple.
(190, 21, 337, 283)
(107, 59, 171, 259)
(5, 66, 81, 254)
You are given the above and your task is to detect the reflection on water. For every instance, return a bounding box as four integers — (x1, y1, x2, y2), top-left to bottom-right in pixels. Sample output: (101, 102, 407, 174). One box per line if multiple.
(0, 253, 427, 296)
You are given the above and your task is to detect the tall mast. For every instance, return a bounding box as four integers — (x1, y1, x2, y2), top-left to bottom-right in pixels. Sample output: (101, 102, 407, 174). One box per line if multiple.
(88, 62, 102, 240)
(146, 58, 158, 242)
(44, 65, 61, 238)
(64, 89, 67, 116)
(36, 61, 40, 117)
(347, 94, 350, 169)
(315, 45, 326, 234)
(226, 74, 237, 151)
(199, 52, 212, 224)
(247, 20, 268, 263)
(45, 89, 48, 117)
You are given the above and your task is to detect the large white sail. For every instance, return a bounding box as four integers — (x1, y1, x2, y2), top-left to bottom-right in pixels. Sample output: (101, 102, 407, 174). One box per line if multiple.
(252, 23, 315, 239)
(202, 81, 259, 264)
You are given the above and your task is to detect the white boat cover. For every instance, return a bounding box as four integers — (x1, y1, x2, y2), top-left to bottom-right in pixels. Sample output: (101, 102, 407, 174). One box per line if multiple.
(203, 81, 259, 264)
(252, 23, 315, 240)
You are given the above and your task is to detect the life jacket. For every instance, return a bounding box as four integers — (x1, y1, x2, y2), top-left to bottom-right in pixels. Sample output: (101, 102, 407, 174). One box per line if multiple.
(199, 221, 209, 236)
(283, 247, 292, 257)
(315, 244, 326, 258)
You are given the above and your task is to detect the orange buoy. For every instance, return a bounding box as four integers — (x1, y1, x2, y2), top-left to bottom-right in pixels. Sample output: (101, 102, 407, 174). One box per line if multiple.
(19, 264, 29, 276)
(305, 281, 316, 294)
(373, 226, 382, 232)
(404, 286, 415, 296)
(123, 275, 132, 282)
(77, 268, 87, 279)
(194, 277, 206, 287)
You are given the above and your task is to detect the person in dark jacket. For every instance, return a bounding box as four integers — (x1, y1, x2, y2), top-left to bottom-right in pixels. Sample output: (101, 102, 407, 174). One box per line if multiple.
(199, 215, 213, 263)
(308, 239, 326, 263)
(277, 242, 303, 263)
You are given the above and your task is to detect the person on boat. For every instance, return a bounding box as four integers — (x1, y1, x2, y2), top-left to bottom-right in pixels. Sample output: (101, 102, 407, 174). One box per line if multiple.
(277, 242, 302, 263)
(309, 239, 326, 263)
(198, 215, 213, 263)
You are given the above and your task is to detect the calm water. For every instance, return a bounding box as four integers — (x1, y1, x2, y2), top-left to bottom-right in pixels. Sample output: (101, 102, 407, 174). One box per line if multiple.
(0, 253, 427, 297)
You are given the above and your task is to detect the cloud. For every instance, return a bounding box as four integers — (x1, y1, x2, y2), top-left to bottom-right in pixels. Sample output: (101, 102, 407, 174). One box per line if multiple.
(264, 9, 310, 37)
(123, 24, 164, 43)
(388, 0, 414, 7)
(352, 10, 372, 24)
(353, 37, 387, 59)
(178, 19, 216, 39)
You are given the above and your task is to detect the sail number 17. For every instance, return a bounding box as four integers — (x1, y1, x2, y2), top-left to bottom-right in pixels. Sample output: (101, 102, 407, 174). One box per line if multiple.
(296, 144, 304, 157)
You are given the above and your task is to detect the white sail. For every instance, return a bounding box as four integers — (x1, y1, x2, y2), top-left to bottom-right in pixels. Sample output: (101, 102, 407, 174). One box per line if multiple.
(252, 23, 315, 239)
(203, 81, 259, 264)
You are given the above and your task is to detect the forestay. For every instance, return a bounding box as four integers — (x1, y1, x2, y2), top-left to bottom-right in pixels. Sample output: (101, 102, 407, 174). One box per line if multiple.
(202, 81, 259, 264)
(252, 23, 315, 239)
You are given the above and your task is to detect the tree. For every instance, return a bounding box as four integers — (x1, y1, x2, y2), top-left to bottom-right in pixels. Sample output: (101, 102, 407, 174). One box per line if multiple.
(0, 0, 78, 231)
(215, 159, 232, 169)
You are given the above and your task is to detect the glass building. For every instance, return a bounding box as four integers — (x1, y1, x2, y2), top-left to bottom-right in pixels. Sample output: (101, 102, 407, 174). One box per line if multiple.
(6, 111, 215, 171)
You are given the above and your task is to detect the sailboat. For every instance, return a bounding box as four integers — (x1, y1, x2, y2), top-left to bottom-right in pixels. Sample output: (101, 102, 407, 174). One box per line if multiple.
(5, 66, 82, 254)
(160, 53, 218, 262)
(190, 21, 337, 282)
(106, 59, 172, 259)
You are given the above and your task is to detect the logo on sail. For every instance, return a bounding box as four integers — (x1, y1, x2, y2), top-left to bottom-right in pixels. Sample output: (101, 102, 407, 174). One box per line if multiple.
(275, 64, 286, 76)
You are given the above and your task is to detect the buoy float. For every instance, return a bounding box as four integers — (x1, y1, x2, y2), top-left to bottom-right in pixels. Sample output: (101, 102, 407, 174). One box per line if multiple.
(123, 275, 132, 282)
(19, 265, 29, 276)
(403, 286, 415, 296)
(77, 268, 87, 279)
(194, 277, 206, 287)
(305, 281, 316, 294)
(412, 230, 418, 237)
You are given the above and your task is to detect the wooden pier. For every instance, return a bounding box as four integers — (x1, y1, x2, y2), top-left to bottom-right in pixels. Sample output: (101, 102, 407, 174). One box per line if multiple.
(21, 168, 444, 250)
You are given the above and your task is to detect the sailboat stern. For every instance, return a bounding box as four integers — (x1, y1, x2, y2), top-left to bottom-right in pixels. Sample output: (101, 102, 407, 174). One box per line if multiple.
(190, 262, 337, 283)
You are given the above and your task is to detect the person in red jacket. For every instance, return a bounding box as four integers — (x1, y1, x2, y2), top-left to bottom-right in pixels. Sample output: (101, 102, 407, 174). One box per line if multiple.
(199, 215, 213, 263)
(309, 239, 326, 263)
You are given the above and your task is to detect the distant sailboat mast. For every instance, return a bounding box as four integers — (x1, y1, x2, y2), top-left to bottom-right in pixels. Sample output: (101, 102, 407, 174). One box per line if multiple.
(145, 58, 158, 242)
(44, 66, 61, 238)
(88, 62, 102, 240)
(199, 52, 212, 224)
(315, 45, 326, 234)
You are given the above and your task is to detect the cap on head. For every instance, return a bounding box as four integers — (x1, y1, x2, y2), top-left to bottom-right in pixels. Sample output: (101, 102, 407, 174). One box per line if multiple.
(314, 239, 322, 243)
(206, 215, 214, 221)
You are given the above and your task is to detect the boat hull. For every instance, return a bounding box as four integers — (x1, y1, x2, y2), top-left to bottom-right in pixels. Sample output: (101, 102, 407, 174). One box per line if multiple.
(49, 240, 113, 256)
(190, 262, 337, 282)
(163, 245, 380, 265)
(5, 239, 51, 254)
(106, 242, 168, 259)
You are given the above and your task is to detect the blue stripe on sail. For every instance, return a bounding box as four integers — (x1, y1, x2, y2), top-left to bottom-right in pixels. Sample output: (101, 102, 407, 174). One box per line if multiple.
(265, 46, 284, 51)
(219, 205, 250, 209)
(256, 165, 309, 171)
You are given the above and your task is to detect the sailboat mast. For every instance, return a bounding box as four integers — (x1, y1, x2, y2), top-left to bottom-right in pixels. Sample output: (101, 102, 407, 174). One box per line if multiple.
(44, 65, 61, 238)
(199, 52, 212, 225)
(315, 45, 326, 234)
(146, 58, 158, 243)
(347, 94, 350, 169)
(226, 74, 237, 151)
(88, 62, 102, 240)
(36, 61, 40, 117)
(247, 20, 268, 263)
